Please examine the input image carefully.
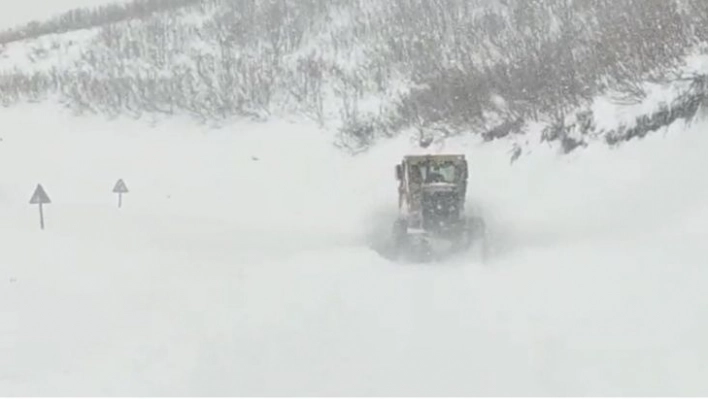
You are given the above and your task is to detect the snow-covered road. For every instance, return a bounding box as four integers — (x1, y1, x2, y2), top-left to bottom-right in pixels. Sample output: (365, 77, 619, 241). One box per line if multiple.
(1, 104, 707, 395)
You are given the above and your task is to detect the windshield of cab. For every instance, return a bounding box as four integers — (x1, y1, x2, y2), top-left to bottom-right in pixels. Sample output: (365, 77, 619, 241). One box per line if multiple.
(410, 161, 458, 184)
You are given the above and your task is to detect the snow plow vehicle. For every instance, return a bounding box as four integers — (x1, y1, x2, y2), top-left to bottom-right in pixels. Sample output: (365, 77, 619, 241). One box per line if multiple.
(389, 154, 486, 262)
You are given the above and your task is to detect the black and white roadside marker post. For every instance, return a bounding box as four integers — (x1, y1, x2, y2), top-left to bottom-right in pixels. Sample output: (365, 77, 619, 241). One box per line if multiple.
(29, 184, 51, 230)
(113, 179, 128, 208)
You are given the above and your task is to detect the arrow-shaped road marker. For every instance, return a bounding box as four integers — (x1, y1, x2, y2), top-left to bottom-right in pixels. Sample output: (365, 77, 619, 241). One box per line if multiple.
(113, 179, 129, 208)
(29, 184, 51, 230)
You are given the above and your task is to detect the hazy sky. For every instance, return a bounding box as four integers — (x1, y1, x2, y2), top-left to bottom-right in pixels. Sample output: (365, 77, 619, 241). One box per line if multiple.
(0, 0, 130, 30)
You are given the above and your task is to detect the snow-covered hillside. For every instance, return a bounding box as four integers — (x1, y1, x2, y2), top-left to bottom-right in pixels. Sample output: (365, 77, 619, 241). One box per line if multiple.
(1, 98, 708, 395)
(0, 0, 131, 30)
(1, 0, 707, 151)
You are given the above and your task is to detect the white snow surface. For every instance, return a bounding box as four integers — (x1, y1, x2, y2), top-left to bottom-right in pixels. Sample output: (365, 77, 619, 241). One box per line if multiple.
(0, 0, 132, 30)
(1, 103, 708, 395)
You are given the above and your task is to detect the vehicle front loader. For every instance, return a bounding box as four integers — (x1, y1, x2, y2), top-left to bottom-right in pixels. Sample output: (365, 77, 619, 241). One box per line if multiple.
(390, 154, 486, 262)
